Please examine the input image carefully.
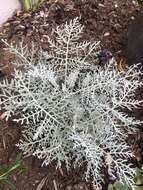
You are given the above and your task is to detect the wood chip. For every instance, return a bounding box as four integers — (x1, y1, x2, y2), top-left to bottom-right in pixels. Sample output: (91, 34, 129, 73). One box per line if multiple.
(53, 180, 58, 190)
(0, 112, 7, 120)
(37, 176, 48, 190)
(103, 32, 110, 37)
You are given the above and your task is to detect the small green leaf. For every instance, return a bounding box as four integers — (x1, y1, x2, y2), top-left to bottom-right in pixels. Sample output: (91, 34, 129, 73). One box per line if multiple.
(135, 167, 143, 186)
(4, 180, 16, 190)
(135, 186, 143, 190)
(108, 181, 131, 190)
(114, 181, 130, 190)
(0, 179, 16, 190)
(108, 184, 114, 190)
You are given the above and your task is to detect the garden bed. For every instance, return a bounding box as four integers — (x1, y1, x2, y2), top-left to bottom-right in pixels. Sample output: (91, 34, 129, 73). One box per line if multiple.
(0, 0, 143, 190)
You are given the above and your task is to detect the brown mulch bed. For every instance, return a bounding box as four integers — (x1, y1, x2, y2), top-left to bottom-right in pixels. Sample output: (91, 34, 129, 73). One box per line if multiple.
(0, 0, 143, 190)
(0, 0, 140, 53)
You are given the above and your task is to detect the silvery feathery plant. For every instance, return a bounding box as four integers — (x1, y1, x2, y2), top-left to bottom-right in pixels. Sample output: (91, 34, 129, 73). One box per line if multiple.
(0, 18, 143, 190)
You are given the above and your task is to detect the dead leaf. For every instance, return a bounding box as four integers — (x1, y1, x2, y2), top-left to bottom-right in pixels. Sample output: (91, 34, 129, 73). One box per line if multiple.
(116, 59, 125, 72)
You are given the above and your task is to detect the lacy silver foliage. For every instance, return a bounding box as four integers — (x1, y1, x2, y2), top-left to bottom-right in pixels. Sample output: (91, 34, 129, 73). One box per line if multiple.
(0, 18, 143, 190)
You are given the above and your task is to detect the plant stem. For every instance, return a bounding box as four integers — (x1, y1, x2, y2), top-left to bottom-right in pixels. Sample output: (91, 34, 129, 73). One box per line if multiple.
(20, 0, 31, 11)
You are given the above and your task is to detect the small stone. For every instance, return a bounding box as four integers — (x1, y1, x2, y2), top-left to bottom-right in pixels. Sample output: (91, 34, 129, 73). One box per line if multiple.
(0, 112, 7, 120)
(98, 3, 105, 7)
(131, 16, 135, 20)
(3, 22, 10, 27)
(114, 4, 118, 8)
(103, 32, 110, 37)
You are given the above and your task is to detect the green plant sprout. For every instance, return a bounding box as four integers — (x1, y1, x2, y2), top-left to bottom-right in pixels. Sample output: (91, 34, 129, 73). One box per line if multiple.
(0, 154, 25, 190)
(108, 166, 143, 190)
(20, 0, 44, 11)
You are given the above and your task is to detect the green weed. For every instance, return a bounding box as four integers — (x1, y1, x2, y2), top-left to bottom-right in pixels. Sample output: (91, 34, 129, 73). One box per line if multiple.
(0, 154, 25, 190)
(108, 166, 143, 190)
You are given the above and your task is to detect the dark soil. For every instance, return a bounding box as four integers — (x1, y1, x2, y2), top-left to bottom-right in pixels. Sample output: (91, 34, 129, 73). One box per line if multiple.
(0, 0, 143, 190)
(125, 7, 143, 66)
